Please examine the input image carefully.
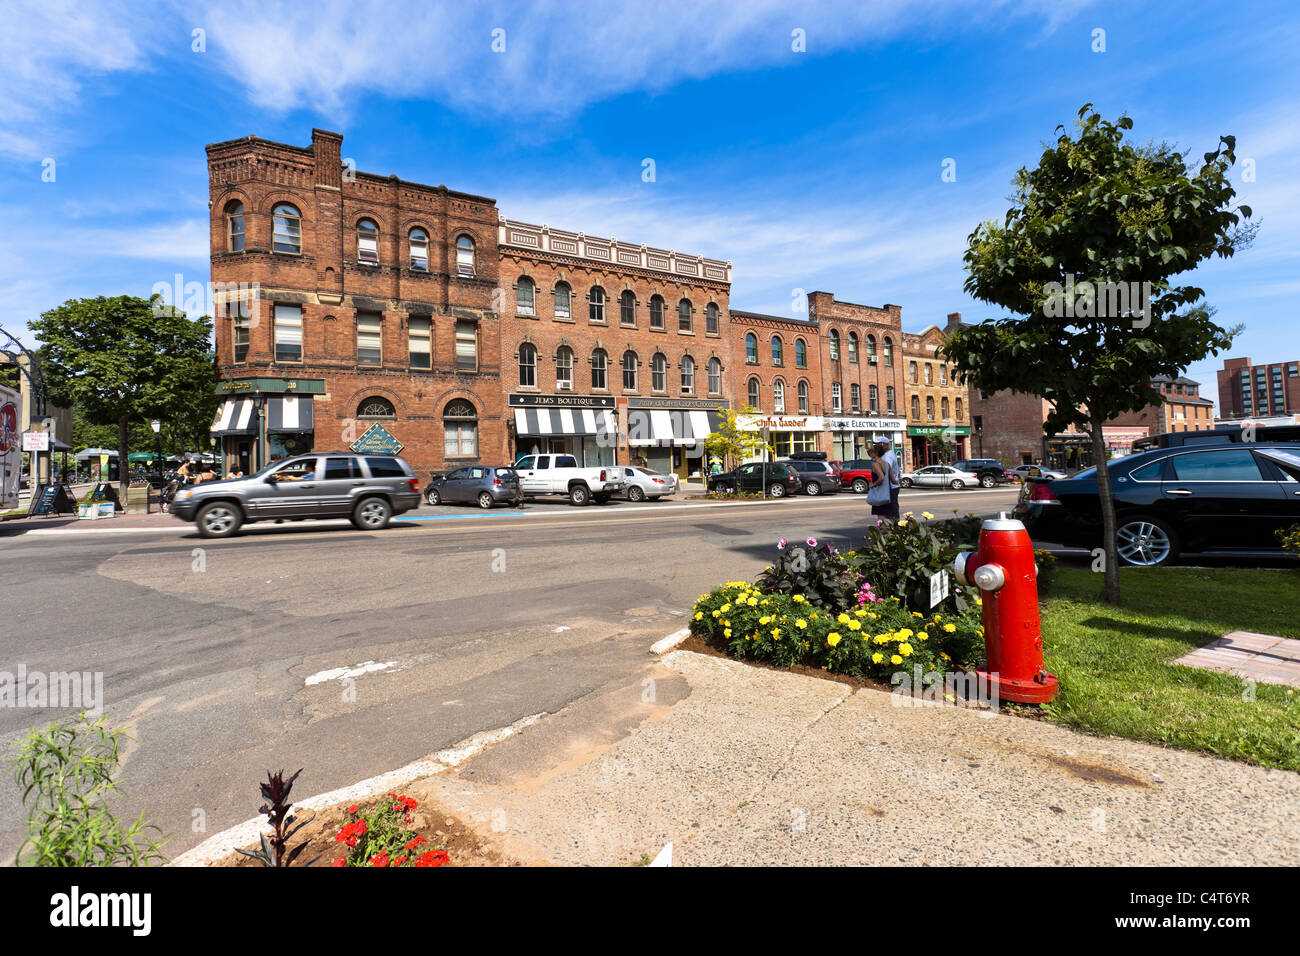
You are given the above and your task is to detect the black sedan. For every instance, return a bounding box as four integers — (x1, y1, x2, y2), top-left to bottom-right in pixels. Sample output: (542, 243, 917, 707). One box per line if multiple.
(707, 462, 804, 498)
(1013, 440, 1300, 566)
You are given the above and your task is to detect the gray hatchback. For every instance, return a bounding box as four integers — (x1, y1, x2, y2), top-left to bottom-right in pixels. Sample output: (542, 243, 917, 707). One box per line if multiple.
(169, 453, 421, 538)
(424, 465, 521, 509)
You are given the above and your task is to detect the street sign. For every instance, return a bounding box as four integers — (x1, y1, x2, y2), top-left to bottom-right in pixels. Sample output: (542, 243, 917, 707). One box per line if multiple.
(22, 432, 49, 451)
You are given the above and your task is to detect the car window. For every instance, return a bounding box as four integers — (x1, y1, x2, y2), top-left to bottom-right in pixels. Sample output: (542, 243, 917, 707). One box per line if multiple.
(515, 457, 534, 470)
(535, 457, 550, 470)
(324, 457, 358, 480)
(1130, 460, 1164, 481)
(446, 468, 468, 480)
(469, 467, 487, 479)
(1170, 449, 1263, 482)
(1258, 448, 1300, 481)
(271, 458, 316, 480)
(495, 468, 516, 478)
(365, 457, 406, 478)
(557, 455, 578, 468)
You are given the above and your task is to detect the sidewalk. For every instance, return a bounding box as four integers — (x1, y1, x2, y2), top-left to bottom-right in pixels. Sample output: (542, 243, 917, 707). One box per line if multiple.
(405, 649, 1298, 866)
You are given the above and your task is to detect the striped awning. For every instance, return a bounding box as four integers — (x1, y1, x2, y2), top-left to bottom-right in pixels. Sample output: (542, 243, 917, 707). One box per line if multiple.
(513, 407, 615, 438)
(210, 399, 257, 436)
(266, 395, 314, 434)
(627, 408, 724, 446)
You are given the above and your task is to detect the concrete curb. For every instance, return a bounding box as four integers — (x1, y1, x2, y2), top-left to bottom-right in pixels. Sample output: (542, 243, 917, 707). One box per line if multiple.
(649, 627, 691, 656)
(169, 711, 545, 867)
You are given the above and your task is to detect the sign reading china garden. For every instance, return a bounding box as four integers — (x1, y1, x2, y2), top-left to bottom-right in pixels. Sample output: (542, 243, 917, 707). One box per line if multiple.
(350, 423, 404, 455)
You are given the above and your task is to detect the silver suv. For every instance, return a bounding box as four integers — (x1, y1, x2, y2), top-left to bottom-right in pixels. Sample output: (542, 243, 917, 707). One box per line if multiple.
(170, 453, 421, 538)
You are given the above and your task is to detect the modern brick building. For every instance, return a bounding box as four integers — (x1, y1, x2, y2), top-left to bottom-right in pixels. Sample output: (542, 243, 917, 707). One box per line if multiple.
(1217, 357, 1300, 421)
(206, 129, 503, 479)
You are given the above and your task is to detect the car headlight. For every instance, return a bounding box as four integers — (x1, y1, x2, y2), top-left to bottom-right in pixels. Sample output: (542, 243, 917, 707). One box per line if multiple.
(178, 490, 193, 499)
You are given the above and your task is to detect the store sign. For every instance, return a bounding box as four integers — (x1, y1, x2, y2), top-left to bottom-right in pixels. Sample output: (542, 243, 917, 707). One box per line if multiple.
(908, 425, 971, 437)
(508, 393, 616, 408)
(626, 397, 729, 410)
(350, 423, 404, 455)
(736, 414, 824, 432)
(824, 417, 905, 432)
(217, 378, 326, 395)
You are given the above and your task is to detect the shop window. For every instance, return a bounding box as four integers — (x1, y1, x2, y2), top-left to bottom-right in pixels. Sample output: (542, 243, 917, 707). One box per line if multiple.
(443, 400, 478, 457)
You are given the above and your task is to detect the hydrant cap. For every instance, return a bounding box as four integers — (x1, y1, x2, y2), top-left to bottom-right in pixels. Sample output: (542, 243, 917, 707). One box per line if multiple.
(981, 517, 1026, 533)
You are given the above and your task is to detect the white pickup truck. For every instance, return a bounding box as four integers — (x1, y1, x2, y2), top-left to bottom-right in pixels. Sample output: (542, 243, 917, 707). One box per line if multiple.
(513, 454, 625, 505)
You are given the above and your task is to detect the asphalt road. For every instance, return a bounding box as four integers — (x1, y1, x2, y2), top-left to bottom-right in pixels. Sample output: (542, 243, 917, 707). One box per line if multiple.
(0, 484, 1023, 861)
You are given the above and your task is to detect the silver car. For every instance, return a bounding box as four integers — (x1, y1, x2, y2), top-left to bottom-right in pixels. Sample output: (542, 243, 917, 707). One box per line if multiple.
(619, 466, 679, 501)
(169, 453, 421, 537)
(898, 465, 980, 489)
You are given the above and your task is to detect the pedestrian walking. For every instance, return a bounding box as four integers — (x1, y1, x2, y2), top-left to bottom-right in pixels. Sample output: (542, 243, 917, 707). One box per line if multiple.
(866, 442, 897, 520)
(876, 435, 901, 518)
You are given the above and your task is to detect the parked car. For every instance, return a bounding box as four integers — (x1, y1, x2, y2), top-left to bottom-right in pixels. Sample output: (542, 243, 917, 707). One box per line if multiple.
(1005, 464, 1067, 481)
(425, 465, 520, 509)
(618, 466, 679, 502)
(899, 465, 980, 489)
(838, 459, 878, 494)
(513, 454, 625, 505)
(707, 461, 804, 497)
(1013, 441, 1300, 566)
(952, 458, 1007, 488)
(779, 458, 842, 495)
(1132, 423, 1300, 453)
(169, 453, 421, 538)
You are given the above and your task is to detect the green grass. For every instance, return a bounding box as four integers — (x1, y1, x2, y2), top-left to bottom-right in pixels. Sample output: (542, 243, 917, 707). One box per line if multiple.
(1039, 567, 1300, 771)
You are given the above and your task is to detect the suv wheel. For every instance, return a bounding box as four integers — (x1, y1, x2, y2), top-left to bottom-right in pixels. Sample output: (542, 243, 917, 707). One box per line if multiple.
(1116, 517, 1179, 567)
(569, 484, 590, 506)
(425, 487, 442, 506)
(352, 497, 392, 530)
(768, 482, 787, 498)
(979, 474, 996, 488)
(477, 492, 494, 510)
(196, 501, 242, 539)
(805, 481, 822, 496)
(852, 477, 869, 494)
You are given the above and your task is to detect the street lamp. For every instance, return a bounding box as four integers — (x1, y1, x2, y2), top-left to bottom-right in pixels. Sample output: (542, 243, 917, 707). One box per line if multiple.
(150, 420, 162, 481)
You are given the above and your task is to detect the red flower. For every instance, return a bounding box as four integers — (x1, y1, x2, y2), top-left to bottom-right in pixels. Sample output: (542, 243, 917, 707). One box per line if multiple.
(404, 836, 425, 851)
(415, 849, 450, 867)
(393, 856, 408, 867)
(332, 858, 346, 867)
(348, 805, 359, 814)
(371, 852, 390, 867)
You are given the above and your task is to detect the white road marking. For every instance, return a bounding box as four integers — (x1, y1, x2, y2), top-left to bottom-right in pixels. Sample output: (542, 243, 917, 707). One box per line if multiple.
(304, 660, 398, 686)
(649, 842, 672, 866)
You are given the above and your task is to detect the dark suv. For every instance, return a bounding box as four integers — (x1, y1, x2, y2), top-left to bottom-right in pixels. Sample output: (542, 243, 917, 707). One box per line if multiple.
(779, 458, 842, 495)
(170, 453, 421, 538)
(707, 462, 804, 497)
(953, 459, 1006, 488)
(1014, 441, 1300, 565)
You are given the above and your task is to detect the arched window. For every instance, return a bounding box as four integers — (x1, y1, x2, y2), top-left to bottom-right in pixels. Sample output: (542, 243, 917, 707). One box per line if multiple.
(620, 290, 636, 326)
(795, 338, 807, 368)
(589, 286, 605, 323)
(554, 282, 572, 319)
(869, 385, 879, 411)
(909, 361, 919, 384)
(516, 276, 535, 316)
(924, 363, 933, 385)
(357, 218, 379, 264)
(622, 350, 638, 390)
(681, 355, 695, 393)
(272, 203, 301, 254)
(797, 380, 809, 414)
(828, 330, 840, 362)
(886, 386, 896, 412)
(866, 335, 877, 360)
(226, 201, 245, 252)
(771, 335, 784, 366)
(850, 383, 861, 411)
(955, 397, 964, 420)
(848, 332, 859, 364)
(556, 345, 574, 388)
(456, 235, 475, 277)
(443, 399, 477, 458)
(591, 348, 608, 390)
(911, 395, 921, 420)
(926, 396, 935, 421)
(883, 336, 894, 367)
(832, 382, 842, 413)
(409, 228, 428, 270)
(706, 303, 719, 335)
(357, 396, 396, 419)
(773, 379, 786, 413)
(747, 377, 760, 407)
(940, 364, 948, 386)
(518, 343, 537, 387)
(651, 353, 667, 391)
(941, 396, 950, 419)
(708, 357, 722, 394)
(649, 295, 665, 330)
(745, 333, 758, 364)
(678, 299, 693, 332)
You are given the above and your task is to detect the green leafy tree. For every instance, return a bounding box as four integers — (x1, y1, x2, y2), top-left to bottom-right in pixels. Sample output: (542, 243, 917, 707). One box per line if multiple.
(30, 295, 216, 494)
(941, 105, 1254, 603)
(703, 406, 773, 472)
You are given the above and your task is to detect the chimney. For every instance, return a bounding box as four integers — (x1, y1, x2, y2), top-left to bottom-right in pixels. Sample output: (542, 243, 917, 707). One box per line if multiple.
(312, 129, 343, 188)
(945, 311, 963, 330)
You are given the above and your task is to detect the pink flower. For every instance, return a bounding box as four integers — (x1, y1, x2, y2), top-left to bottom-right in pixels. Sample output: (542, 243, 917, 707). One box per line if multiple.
(806, 536, 817, 547)
(777, 538, 788, 550)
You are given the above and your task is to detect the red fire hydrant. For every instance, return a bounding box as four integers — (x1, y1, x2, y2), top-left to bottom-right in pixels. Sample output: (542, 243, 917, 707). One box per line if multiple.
(953, 516, 1058, 704)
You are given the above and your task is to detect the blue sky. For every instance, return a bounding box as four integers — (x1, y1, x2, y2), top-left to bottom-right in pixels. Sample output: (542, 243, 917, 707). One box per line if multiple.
(2, 0, 1297, 407)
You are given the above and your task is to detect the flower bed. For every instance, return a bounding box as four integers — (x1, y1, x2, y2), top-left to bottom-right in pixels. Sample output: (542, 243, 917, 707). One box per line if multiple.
(690, 518, 991, 683)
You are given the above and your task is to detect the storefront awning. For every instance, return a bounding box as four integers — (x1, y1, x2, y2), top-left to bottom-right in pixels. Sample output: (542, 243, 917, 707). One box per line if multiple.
(627, 409, 723, 446)
(210, 398, 257, 436)
(266, 395, 314, 435)
(513, 407, 614, 438)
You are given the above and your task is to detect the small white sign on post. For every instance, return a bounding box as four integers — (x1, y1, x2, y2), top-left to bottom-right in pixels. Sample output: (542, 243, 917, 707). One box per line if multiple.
(929, 570, 949, 609)
(22, 432, 50, 452)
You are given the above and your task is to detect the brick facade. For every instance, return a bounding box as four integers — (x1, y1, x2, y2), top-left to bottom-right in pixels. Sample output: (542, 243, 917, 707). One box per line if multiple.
(1217, 356, 1300, 420)
(901, 324, 971, 464)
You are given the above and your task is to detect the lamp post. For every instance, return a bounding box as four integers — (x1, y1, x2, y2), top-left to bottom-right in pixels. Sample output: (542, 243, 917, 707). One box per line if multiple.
(150, 419, 162, 477)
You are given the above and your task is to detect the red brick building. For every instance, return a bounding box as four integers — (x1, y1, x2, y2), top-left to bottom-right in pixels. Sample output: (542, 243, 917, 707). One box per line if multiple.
(1217, 356, 1300, 421)
(1109, 375, 1215, 436)
(901, 322, 970, 465)
(206, 129, 503, 478)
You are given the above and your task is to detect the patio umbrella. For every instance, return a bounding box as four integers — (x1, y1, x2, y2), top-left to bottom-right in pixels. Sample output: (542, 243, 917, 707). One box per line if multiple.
(128, 452, 156, 463)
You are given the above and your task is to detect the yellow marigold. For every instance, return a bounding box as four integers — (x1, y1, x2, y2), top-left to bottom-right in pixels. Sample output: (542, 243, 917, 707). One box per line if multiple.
(912, 612, 923, 619)
(720, 603, 731, 613)
(890, 654, 903, 665)
(854, 609, 866, 617)
(943, 623, 957, 633)
(922, 511, 933, 519)
(724, 628, 732, 638)
(827, 632, 842, 646)
(898, 519, 908, 526)
(759, 616, 771, 625)
(899, 643, 913, 656)
(898, 628, 913, 639)
(796, 619, 807, 629)
(694, 612, 703, 620)
(917, 632, 928, 641)
(872, 652, 884, 664)
(837, 613, 851, 624)
(711, 610, 721, 618)
(847, 620, 861, 631)
(940, 652, 952, 661)
(747, 597, 758, 606)
(792, 595, 805, 603)
(772, 628, 781, 639)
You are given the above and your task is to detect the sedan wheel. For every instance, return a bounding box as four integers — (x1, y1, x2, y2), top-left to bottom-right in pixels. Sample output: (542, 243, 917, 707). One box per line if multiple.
(352, 497, 392, 530)
(196, 502, 241, 539)
(1116, 518, 1177, 567)
(628, 485, 646, 502)
(852, 478, 869, 494)
(949, 479, 965, 490)
(900, 478, 913, 488)
(425, 487, 441, 506)
(478, 492, 494, 510)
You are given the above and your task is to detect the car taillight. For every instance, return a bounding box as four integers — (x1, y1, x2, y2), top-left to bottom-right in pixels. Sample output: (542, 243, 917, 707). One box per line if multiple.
(600, 469, 606, 481)
(652, 478, 664, 484)
(788, 474, 796, 482)
(1027, 482, 1058, 502)
(494, 477, 501, 486)
(408, 478, 419, 493)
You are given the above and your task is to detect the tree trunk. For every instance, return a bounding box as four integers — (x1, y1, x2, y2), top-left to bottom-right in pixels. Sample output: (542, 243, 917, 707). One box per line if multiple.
(1088, 412, 1121, 604)
(118, 414, 130, 504)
